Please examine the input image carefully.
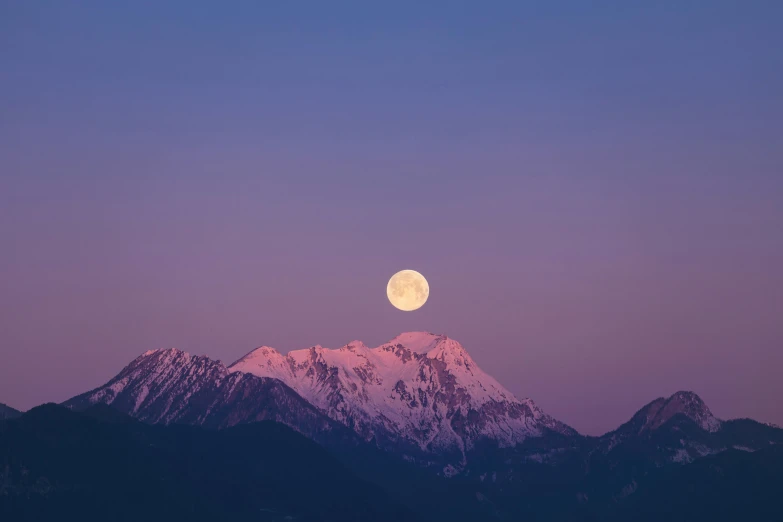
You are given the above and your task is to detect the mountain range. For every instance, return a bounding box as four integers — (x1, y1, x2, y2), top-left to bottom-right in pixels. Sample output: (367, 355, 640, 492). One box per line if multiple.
(65, 332, 779, 468)
(3, 332, 782, 521)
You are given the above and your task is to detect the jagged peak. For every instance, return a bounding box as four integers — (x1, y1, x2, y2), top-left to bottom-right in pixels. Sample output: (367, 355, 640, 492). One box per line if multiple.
(385, 332, 473, 360)
(139, 347, 187, 358)
(384, 331, 446, 354)
(130, 348, 191, 368)
(229, 332, 460, 365)
(229, 345, 284, 366)
(340, 340, 369, 352)
(630, 390, 721, 433)
(290, 344, 326, 354)
(424, 336, 472, 361)
(252, 345, 283, 356)
(127, 348, 229, 377)
(667, 390, 711, 409)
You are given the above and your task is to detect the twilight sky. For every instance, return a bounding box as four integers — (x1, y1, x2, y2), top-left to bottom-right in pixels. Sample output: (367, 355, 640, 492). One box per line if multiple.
(1, 1, 781, 435)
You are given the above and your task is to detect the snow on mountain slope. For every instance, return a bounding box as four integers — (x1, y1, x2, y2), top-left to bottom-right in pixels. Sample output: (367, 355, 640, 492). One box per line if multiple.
(64, 348, 357, 448)
(60, 337, 783, 479)
(229, 332, 576, 459)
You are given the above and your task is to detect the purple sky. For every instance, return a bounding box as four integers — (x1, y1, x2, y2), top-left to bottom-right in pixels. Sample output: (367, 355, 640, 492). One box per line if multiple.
(1, 2, 781, 435)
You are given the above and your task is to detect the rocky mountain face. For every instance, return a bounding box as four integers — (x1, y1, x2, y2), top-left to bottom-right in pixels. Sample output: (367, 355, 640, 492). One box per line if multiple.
(0, 403, 21, 420)
(229, 332, 575, 466)
(65, 348, 361, 450)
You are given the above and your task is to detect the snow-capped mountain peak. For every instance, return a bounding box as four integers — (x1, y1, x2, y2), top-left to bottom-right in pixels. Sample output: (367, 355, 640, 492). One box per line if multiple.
(228, 332, 575, 460)
(341, 340, 369, 352)
(383, 331, 444, 354)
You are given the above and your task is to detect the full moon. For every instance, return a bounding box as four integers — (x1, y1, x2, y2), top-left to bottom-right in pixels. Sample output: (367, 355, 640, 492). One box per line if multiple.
(387, 270, 429, 311)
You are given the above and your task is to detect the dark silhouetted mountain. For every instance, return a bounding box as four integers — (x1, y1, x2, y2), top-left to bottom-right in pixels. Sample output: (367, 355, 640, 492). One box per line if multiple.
(0, 403, 21, 420)
(0, 404, 413, 522)
(454, 391, 783, 521)
(606, 445, 783, 522)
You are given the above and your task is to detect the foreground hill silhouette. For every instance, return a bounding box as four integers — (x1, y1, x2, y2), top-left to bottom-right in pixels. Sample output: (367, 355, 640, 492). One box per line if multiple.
(2, 402, 783, 521)
(0, 404, 412, 522)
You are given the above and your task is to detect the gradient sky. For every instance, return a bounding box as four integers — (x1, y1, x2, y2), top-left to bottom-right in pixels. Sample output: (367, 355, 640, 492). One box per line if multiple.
(1, 1, 781, 435)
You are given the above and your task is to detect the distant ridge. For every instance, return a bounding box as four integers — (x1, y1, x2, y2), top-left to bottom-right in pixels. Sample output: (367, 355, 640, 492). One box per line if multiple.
(0, 402, 21, 420)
